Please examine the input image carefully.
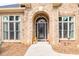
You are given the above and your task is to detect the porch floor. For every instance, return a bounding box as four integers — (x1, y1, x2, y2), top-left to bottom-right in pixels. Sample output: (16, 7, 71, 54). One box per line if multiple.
(25, 42, 74, 56)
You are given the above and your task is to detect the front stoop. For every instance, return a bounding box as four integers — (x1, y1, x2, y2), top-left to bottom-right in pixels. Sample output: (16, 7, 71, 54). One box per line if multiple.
(25, 42, 53, 56)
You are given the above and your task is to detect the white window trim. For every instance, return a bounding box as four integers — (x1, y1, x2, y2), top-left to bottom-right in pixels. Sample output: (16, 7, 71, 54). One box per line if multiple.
(59, 16, 75, 40)
(2, 15, 21, 42)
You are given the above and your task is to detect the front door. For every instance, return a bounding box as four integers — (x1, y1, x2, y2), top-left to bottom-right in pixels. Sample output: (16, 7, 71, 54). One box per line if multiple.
(36, 18, 47, 41)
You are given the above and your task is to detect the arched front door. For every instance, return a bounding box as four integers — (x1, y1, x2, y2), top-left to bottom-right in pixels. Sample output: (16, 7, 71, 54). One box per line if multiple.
(36, 17, 47, 41)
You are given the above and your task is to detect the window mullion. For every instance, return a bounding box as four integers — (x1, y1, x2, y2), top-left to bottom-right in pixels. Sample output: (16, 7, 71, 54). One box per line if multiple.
(68, 17, 69, 39)
(14, 16, 16, 40)
(62, 17, 63, 39)
(73, 17, 75, 39)
(14, 22, 15, 40)
(8, 16, 10, 40)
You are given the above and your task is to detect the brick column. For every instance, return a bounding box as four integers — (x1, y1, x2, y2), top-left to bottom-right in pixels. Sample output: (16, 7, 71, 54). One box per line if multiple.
(53, 9, 59, 44)
(48, 9, 59, 45)
(21, 10, 32, 45)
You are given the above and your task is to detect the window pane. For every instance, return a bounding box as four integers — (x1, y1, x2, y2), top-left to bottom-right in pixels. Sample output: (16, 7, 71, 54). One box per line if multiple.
(63, 16, 68, 21)
(69, 17, 73, 21)
(16, 31, 19, 39)
(16, 22, 20, 31)
(59, 17, 62, 21)
(15, 16, 19, 21)
(59, 31, 62, 38)
(63, 23, 68, 31)
(10, 32, 14, 39)
(9, 16, 14, 21)
(3, 16, 8, 21)
(59, 23, 62, 30)
(69, 22, 74, 38)
(69, 23, 74, 31)
(10, 22, 14, 31)
(63, 31, 68, 38)
(69, 17, 71, 21)
(69, 31, 74, 38)
(3, 22, 8, 31)
(9, 22, 14, 39)
(3, 31, 8, 39)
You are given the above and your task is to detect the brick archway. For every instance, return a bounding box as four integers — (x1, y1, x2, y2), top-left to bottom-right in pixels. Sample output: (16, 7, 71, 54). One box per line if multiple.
(32, 11, 49, 43)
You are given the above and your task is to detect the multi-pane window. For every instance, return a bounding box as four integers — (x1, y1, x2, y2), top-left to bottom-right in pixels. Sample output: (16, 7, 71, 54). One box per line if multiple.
(59, 16, 74, 39)
(3, 16, 20, 40)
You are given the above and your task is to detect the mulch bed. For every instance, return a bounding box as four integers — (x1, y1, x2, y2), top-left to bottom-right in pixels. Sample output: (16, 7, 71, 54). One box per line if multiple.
(0, 42, 30, 56)
(52, 43, 79, 55)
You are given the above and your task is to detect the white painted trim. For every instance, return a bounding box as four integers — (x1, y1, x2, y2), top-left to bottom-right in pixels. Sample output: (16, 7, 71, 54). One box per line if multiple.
(68, 17, 69, 39)
(73, 16, 75, 40)
(62, 17, 63, 39)
(3, 40, 21, 42)
(14, 16, 16, 40)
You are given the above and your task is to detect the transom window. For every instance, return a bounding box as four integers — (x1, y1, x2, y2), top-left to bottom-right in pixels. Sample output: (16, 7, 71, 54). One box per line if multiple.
(59, 16, 74, 40)
(3, 16, 20, 40)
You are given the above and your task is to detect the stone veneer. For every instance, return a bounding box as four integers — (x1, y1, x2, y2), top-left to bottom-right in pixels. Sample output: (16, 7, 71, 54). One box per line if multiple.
(0, 3, 79, 46)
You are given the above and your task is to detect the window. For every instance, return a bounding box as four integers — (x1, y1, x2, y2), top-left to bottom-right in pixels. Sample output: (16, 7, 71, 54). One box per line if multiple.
(59, 16, 74, 39)
(3, 16, 20, 40)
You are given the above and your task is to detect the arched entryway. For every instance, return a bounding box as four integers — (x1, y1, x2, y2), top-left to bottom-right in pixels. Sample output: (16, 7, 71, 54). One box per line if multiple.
(36, 17, 47, 41)
(33, 11, 49, 42)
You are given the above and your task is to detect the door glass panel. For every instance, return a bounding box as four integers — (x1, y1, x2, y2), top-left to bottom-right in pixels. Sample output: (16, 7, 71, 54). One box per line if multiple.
(36, 18, 47, 41)
(38, 23, 45, 39)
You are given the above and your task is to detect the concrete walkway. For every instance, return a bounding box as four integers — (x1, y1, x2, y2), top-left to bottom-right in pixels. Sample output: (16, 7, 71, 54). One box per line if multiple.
(25, 42, 74, 56)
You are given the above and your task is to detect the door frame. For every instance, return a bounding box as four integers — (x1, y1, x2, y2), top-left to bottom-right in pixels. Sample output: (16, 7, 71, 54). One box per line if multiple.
(36, 18, 47, 41)
(32, 11, 49, 43)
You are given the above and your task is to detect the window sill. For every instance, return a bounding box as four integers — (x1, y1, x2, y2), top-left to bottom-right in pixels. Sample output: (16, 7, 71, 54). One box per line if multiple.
(59, 38, 75, 40)
(2, 40, 21, 42)
(59, 39, 75, 43)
